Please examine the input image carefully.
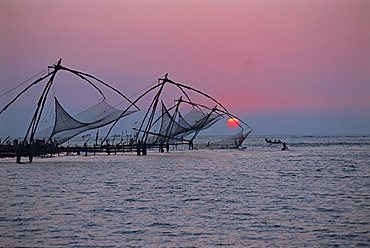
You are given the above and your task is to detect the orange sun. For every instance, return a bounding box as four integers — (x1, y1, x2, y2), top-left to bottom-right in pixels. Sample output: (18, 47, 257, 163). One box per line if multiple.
(226, 117, 240, 129)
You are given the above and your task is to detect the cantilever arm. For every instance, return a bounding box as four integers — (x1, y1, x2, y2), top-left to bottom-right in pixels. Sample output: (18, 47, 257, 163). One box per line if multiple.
(159, 78, 229, 113)
(55, 66, 106, 100)
(179, 99, 252, 131)
(101, 82, 166, 144)
(0, 71, 54, 115)
(58, 65, 140, 111)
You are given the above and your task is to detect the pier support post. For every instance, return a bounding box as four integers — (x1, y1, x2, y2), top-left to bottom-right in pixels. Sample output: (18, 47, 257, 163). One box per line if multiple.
(136, 140, 141, 155)
(142, 144, 147, 155)
(84, 143, 87, 156)
(16, 154, 21, 164)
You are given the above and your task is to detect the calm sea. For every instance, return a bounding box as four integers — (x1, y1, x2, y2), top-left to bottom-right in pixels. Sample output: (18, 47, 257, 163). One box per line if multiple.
(1, 135, 369, 247)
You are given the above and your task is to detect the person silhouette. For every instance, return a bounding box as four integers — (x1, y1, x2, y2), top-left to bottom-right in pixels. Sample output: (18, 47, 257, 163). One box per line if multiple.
(282, 142, 288, 151)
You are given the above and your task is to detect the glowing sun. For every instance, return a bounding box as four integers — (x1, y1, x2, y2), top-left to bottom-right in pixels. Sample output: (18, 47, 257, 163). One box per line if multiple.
(226, 117, 240, 129)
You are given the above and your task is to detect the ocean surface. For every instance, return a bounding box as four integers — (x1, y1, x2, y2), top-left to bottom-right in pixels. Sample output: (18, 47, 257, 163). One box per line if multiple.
(1, 135, 369, 247)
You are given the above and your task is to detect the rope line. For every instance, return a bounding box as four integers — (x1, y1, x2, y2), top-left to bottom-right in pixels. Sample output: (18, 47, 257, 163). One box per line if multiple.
(0, 69, 47, 98)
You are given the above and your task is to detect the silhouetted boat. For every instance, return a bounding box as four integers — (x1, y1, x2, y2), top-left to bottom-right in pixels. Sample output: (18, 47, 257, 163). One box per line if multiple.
(265, 138, 282, 144)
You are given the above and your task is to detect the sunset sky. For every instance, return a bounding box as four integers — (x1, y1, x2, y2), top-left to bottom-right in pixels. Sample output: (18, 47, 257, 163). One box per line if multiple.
(1, 0, 369, 135)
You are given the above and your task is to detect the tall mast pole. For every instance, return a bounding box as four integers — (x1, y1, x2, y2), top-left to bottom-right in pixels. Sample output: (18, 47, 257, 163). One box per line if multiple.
(24, 59, 62, 143)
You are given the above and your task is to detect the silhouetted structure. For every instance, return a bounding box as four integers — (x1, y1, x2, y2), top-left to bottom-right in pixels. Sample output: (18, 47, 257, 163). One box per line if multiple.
(0, 60, 252, 163)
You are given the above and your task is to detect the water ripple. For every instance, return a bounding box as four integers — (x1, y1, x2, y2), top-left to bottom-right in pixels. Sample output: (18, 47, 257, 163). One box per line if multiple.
(0, 136, 369, 247)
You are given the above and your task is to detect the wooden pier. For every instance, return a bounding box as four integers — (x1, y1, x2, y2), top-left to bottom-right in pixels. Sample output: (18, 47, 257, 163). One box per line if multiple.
(0, 141, 191, 163)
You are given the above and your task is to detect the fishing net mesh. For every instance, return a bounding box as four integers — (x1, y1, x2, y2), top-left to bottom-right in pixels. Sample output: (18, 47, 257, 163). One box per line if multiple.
(150, 103, 222, 145)
(49, 98, 136, 144)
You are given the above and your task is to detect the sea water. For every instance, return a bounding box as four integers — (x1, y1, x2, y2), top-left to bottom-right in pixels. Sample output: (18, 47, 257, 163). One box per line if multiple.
(0, 135, 369, 247)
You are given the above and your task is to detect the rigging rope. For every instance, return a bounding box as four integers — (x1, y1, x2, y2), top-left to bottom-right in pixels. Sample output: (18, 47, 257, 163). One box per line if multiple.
(0, 69, 47, 98)
(108, 79, 158, 109)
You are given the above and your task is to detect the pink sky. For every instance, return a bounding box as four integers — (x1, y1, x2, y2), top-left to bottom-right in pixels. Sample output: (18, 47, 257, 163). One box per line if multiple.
(1, 0, 369, 134)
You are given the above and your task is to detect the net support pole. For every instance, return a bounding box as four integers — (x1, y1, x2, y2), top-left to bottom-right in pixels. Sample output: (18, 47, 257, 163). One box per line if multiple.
(25, 59, 62, 143)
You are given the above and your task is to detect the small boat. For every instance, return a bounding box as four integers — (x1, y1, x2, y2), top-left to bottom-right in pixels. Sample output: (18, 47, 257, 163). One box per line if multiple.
(265, 138, 282, 144)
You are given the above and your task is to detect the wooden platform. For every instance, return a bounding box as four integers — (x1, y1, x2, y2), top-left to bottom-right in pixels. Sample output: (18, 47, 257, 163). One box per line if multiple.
(0, 141, 192, 163)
